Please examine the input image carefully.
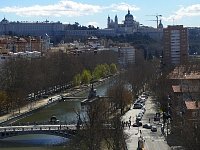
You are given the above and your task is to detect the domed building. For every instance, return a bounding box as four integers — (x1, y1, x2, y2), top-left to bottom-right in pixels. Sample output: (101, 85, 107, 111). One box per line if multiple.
(124, 10, 134, 27)
(107, 10, 139, 34)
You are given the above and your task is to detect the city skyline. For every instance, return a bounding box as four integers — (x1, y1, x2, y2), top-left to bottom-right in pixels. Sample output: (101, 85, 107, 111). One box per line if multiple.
(0, 0, 200, 28)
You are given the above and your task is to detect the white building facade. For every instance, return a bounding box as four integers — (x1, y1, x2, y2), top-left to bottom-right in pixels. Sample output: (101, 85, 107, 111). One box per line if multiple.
(0, 18, 64, 37)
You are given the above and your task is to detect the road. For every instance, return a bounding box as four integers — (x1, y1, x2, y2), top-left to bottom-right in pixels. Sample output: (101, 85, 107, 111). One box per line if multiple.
(122, 94, 171, 150)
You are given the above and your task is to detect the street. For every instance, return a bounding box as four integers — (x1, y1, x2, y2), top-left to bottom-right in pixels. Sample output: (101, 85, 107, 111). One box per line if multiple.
(122, 94, 171, 150)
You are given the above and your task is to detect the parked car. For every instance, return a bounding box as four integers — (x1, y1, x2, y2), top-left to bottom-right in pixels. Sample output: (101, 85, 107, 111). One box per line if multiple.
(136, 99, 145, 105)
(133, 121, 142, 127)
(151, 126, 157, 132)
(133, 103, 143, 109)
(42, 95, 49, 98)
(143, 123, 152, 129)
(138, 112, 143, 117)
(141, 107, 146, 112)
(136, 114, 142, 121)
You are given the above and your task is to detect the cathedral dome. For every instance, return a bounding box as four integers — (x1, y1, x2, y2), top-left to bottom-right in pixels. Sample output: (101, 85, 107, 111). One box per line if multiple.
(125, 10, 133, 19)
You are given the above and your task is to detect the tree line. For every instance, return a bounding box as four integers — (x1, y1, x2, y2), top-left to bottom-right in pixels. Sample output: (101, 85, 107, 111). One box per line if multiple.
(73, 63, 117, 86)
(0, 51, 118, 115)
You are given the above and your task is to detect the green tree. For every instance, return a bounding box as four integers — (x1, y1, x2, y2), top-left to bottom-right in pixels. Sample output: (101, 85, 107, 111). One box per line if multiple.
(92, 66, 101, 80)
(110, 63, 117, 74)
(104, 63, 110, 76)
(81, 70, 92, 84)
(73, 74, 81, 86)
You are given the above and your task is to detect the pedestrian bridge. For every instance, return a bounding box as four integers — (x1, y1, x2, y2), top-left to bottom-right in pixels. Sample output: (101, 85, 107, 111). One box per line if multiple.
(0, 124, 78, 139)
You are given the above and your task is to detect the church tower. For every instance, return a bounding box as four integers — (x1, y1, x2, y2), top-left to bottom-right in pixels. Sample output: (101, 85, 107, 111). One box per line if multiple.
(107, 15, 110, 28)
(114, 15, 118, 29)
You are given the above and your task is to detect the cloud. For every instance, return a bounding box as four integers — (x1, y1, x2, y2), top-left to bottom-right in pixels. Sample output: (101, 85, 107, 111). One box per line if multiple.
(109, 2, 140, 12)
(0, 0, 102, 17)
(163, 4, 200, 22)
(0, 0, 139, 17)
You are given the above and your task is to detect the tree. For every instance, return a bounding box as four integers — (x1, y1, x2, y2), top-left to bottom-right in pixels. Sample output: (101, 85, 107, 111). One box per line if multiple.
(108, 79, 132, 114)
(110, 63, 117, 74)
(81, 69, 92, 84)
(68, 97, 111, 150)
(73, 74, 81, 86)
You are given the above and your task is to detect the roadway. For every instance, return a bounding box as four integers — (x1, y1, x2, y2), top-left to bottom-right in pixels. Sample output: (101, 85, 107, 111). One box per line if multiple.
(122, 94, 171, 150)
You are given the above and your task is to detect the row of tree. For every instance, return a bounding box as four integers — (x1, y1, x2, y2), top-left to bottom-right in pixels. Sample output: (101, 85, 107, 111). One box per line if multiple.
(0, 51, 118, 115)
(73, 63, 118, 86)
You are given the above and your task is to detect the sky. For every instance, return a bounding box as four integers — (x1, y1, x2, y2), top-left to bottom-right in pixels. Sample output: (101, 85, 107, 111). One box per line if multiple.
(0, 0, 200, 28)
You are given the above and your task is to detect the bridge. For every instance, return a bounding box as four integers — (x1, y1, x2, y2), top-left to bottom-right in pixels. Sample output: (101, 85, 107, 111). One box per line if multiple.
(0, 124, 78, 139)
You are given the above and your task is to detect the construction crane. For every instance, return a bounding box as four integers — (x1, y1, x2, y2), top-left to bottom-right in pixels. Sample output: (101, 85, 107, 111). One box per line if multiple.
(146, 14, 162, 28)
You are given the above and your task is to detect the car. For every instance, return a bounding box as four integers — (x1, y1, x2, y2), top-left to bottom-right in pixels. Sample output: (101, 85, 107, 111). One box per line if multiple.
(141, 94, 148, 99)
(132, 121, 142, 127)
(151, 126, 157, 132)
(141, 107, 146, 112)
(140, 109, 145, 114)
(42, 94, 49, 98)
(132, 122, 139, 127)
(136, 99, 145, 105)
(143, 123, 152, 129)
(133, 103, 143, 109)
(138, 112, 143, 117)
(136, 116, 142, 121)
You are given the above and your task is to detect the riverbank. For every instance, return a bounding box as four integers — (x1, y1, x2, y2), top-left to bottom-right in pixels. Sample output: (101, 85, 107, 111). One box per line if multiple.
(0, 75, 116, 126)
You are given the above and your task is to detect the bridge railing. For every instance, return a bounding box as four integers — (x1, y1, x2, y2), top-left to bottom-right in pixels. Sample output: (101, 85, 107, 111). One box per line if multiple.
(0, 124, 77, 133)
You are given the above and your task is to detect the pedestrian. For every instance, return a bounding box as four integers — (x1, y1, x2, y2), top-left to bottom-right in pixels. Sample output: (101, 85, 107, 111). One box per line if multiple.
(128, 123, 131, 129)
(161, 126, 164, 134)
(149, 118, 150, 123)
(126, 121, 128, 127)
(128, 120, 131, 129)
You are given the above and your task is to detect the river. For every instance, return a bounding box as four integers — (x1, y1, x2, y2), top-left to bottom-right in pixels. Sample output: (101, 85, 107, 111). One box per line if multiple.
(0, 79, 113, 150)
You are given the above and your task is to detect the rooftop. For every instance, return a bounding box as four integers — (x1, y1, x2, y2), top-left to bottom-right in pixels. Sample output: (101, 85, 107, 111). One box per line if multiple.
(172, 85, 200, 93)
(169, 65, 200, 80)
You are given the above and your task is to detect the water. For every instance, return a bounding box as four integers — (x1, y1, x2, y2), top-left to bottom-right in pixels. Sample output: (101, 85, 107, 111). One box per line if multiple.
(0, 80, 112, 150)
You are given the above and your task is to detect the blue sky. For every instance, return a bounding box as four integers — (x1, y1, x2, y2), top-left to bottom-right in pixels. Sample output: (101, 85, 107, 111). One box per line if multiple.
(0, 0, 200, 28)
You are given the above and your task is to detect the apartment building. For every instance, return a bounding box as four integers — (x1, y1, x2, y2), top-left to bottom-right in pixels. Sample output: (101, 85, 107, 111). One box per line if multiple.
(163, 25, 188, 65)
